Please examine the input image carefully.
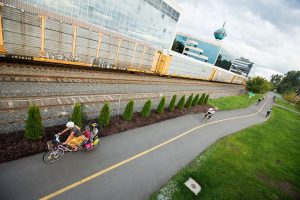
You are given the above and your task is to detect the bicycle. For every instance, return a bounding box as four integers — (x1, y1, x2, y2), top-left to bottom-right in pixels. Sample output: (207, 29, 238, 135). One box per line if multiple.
(201, 113, 213, 122)
(43, 134, 78, 163)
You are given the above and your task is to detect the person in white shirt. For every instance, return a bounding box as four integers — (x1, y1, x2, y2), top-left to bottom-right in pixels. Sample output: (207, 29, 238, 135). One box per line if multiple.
(204, 108, 215, 120)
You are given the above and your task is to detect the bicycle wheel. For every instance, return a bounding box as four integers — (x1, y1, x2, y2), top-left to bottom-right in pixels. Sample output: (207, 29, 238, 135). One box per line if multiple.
(43, 149, 64, 163)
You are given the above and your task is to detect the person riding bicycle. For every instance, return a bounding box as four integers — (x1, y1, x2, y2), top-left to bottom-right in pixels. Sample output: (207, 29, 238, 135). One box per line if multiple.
(257, 98, 262, 104)
(58, 121, 87, 151)
(266, 108, 272, 117)
(204, 107, 215, 120)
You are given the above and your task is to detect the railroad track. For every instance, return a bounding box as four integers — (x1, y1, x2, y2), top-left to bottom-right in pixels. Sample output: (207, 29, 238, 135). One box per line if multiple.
(0, 88, 244, 112)
(0, 62, 241, 86)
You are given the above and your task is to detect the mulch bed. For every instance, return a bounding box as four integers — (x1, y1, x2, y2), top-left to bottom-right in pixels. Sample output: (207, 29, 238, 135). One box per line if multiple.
(0, 104, 213, 164)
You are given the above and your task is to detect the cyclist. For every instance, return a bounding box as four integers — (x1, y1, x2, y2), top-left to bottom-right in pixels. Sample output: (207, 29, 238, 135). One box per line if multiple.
(266, 108, 272, 117)
(257, 98, 262, 104)
(203, 107, 215, 121)
(58, 121, 87, 151)
(273, 96, 276, 102)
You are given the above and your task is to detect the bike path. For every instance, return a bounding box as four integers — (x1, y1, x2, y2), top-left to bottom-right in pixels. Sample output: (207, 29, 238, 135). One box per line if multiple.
(0, 94, 273, 200)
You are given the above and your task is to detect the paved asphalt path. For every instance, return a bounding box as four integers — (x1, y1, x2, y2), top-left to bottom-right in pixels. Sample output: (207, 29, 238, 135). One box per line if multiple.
(0, 93, 274, 200)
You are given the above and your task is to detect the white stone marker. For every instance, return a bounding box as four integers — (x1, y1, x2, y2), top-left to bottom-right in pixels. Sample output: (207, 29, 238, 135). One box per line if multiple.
(184, 177, 201, 195)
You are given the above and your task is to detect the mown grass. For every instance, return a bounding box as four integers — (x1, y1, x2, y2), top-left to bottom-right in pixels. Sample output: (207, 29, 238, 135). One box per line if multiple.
(149, 107, 300, 200)
(208, 94, 263, 110)
(276, 98, 298, 112)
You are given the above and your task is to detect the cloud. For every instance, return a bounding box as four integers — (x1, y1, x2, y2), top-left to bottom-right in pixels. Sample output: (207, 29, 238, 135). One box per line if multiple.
(175, 0, 300, 79)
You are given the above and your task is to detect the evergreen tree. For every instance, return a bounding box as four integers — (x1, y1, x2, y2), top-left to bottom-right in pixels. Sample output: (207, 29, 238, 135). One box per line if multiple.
(198, 94, 206, 105)
(25, 104, 44, 140)
(156, 96, 166, 114)
(168, 95, 177, 112)
(185, 94, 193, 108)
(141, 99, 152, 118)
(71, 102, 83, 127)
(122, 100, 134, 121)
(177, 95, 185, 110)
(192, 94, 200, 106)
(204, 94, 210, 104)
(98, 102, 111, 127)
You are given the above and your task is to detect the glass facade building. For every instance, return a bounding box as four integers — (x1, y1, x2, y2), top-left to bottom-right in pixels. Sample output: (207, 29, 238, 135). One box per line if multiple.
(21, 0, 181, 49)
(172, 34, 222, 65)
(230, 57, 254, 77)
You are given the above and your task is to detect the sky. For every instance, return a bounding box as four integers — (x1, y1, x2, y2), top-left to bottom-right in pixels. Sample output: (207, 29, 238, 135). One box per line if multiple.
(175, 0, 300, 79)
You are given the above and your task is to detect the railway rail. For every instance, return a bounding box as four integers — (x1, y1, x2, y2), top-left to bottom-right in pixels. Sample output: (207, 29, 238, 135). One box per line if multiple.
(0, 62, 242, 86)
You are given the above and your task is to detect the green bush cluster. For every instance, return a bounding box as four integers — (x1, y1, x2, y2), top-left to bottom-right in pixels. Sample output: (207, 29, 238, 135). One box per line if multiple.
(98, 102, 111, 127)
(24, 92, 212, 140)
(25, 104, 44, 141)
(141, 99, 152, 118)
(123, 100, 134, 121)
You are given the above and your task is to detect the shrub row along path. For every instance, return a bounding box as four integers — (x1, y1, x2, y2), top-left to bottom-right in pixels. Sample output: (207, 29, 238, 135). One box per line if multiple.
(0, 93, 274, 200)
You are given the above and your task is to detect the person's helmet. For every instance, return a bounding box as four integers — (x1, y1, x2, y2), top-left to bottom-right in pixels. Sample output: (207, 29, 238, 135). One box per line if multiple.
(66, 121, 75, 128)
(85, 125, 90, 131)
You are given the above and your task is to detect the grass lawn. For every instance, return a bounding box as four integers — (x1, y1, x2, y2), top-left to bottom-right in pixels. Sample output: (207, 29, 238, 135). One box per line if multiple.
(149, 107, 300, 200)
(208, 94, 263, 110)
(276, 98, 299, 112)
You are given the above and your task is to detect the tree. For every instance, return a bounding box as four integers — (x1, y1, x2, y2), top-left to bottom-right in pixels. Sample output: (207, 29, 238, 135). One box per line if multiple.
(168, 95, 177, 112)
(185, 94, 193, 108)
(204, 94, 210, 104)
(198, 94, 206, 105)
(71, 102, 83, 127)
(177, 95, 185, 110)
(270, 74, 283, 88)
(156, 96, 166, 114)
(276, 71, 300, 94)
(122, 100, 134, 121)
(192, 94, 200, 106)
(246, 76, 271, 93)
(98, 102, 110, 127)
(25, 104, 44, 140)
(141, 99, 152, 118)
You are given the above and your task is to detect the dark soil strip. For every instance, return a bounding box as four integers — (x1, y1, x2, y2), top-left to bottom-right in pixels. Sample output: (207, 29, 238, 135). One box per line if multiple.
(0, 105, 212, 164)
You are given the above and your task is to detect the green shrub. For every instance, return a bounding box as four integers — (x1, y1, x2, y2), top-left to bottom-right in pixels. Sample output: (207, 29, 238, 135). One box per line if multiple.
(177, 95, 185, 110)
(246, 76, 271, 93)
(25, 104, 44, 140)
(156, 96, 166, 114)
(282, 91, 300, 104)
(204, 94, 210, 104)
(168, 95, 177, 111)
(296, 101, 300, 111)
(185, 94, 193, 108)
(192, 94, 200, 106)
(98, 102, 111, 127)
(198, 94, 206, 105)
(141, 99, 152, 118)
(122, 100, 134, 121)
(71, 102, 83, 127)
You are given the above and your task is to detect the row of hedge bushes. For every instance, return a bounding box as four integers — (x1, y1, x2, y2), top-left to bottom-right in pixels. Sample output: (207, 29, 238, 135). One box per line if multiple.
(24, 93, 210, 140)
